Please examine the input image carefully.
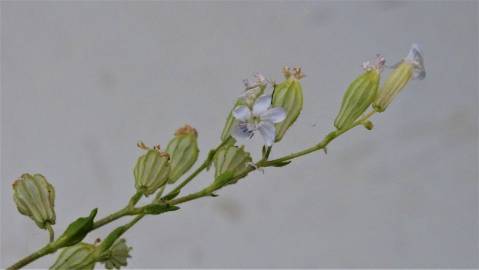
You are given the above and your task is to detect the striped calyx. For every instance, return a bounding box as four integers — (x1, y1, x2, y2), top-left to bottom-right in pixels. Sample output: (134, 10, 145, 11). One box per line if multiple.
(134, 148, 170, 196)
(166, 125, 199, 183)
(213, 143, 252, 187)
(13, 173, 56, 229)
(272, 66, 304, 142)
(334, 69, 380, 130)
(50, 243, 96, 270)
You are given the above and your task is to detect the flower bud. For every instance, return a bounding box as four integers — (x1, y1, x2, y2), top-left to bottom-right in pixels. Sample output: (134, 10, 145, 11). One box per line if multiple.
(134, 148, 170, 196)
(166, 125, 199, 183)
(334, 57, 382, 130)
(373, 44, 426, 112)
(50, 243, 96, 270)
(272, 66, 304, 142)
(221, 74, 267, 141)
(12, 173, 56, 229)
(102, 239, 132, 270)
(213, 143, 252, 185)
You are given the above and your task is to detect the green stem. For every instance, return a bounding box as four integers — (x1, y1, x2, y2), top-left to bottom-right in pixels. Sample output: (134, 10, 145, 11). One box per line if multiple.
(260, 111, 375, 167)
(6, 244, 54, 270)
(7, 112, 376, 270)
(46, 223, 54, 243)
(163, 160, 209, 199)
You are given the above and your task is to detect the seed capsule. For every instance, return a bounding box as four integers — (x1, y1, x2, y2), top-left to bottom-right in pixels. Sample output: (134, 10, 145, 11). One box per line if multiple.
(102, 239, 132, 270)
(12, 173, 56, 230)
(134, 148, 170, 196)
(272, 66, 304, 142)
(373, 44, 426, 112)
(213, 143, 252, 186)
(50, 243, 96, 270)
(334, 62, 381, 130)
(166, 125, 199, 183)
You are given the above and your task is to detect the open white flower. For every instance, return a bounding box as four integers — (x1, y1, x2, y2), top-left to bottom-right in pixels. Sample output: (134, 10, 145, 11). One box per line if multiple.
(232, 95, 286, 146)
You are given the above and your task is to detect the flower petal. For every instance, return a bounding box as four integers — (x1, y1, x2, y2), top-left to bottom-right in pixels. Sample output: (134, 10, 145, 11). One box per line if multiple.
(258, 121, 275, 146)
(232, 106, 251, 121)
(405, 43, 426, 80)
(232, 121, 253, 139)
(253, 95, 272, 115)
(261, 107, 286, 123)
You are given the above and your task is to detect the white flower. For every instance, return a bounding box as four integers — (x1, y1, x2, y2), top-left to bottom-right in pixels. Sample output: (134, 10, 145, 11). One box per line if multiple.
(404, 43, 426, 80)
(232, 95, 286, 146)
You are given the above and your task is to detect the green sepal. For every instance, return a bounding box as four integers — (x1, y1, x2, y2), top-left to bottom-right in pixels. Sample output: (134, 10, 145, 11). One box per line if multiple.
(142, 204, 180, 215)
(272, 77, 304, 142)
(161, 189, 181, 201)
(50, 243, 96, 270)
(166, 128, 199, 184)
(270, 160, 292, 167)
(209, 171, 235, 191)
(334, 69, 379, 130)
(54, 209, 97, 248)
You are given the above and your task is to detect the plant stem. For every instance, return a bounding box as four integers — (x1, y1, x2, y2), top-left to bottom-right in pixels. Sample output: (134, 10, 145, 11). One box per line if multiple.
(6, 244, 55, 270)
(260, 111, 376, 167)
(7, 111, 376, 270)
(46, 223, 54, 243)
(163, 159, 209, 199)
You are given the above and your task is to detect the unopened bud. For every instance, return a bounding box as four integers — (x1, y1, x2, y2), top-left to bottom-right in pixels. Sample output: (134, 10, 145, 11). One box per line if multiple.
(373, 44, 426, 112)
(272, 66, 304, 142)
(166, 125, 199, 183)
(134, 148, 170, 196)
(50, 243, 96, 270)
(12, 173, 56, 230)
(334, 57, 382, 130)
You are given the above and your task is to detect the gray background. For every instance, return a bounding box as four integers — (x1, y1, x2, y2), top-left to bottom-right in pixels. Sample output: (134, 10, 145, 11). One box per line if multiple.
(1, 1, 478, 268)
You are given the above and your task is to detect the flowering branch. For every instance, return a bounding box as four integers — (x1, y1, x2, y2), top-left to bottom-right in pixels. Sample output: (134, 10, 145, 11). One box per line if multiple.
(7, 44, 425, 270)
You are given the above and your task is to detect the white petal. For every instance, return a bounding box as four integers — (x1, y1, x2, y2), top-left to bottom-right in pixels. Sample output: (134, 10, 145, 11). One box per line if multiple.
(258, 121, 275, 146)
(253, 95, 272, 115)
(232, 106, 251, 121)
(232, 121, 253, 139)
(261, 107, 286, 123)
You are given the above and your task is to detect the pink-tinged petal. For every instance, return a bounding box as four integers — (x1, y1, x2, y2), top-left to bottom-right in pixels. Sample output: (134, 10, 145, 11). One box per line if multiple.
(252, 95, 272, 116)
(232, 121, 253, 139)
(261, 107, 286, 123)
(232, 106, 251, 121)
(258, 121, 275, 146)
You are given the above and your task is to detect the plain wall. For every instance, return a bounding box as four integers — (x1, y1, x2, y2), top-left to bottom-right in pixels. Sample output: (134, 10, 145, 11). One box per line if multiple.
(1, 1, 478, 268)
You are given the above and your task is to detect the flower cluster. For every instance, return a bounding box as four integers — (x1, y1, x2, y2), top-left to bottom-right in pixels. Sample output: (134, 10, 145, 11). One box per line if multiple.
(8, 44, 425, 270)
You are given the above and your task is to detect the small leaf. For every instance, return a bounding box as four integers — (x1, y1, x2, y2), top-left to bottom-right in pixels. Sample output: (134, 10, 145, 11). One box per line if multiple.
(142, 204, 180, 215)
(161, 189, 180, 201)
(271, 160, 292, 167)
(54, 209, 97, 248)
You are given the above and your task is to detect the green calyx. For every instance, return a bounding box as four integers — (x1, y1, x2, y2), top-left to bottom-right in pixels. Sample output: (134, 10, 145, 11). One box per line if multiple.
(166, 125, 199, 183)
(50, 243, 96, 270)
(12, 173, 56, 230)
(134, 149, 170, 196)
(272, 66, 304, 142)
(373, 61, 413, 112)
(211, 143, 252, 190)
(334, 69, 380, 130)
